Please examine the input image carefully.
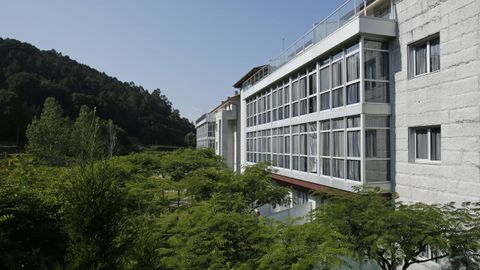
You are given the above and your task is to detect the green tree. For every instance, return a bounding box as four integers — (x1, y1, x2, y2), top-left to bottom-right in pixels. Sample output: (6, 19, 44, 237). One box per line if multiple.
(313, 189, 480, 270)
(71, 105, 103, 165)
(0, 89, 28, 142)
(63, 162, 127, 270)
(166, 196, 273, 270)
(184, 132, 196, 148)
(25, 97, 72, 165)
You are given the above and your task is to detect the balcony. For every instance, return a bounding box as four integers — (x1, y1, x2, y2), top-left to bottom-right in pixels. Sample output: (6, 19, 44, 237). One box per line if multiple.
(241, 0, 395, 92)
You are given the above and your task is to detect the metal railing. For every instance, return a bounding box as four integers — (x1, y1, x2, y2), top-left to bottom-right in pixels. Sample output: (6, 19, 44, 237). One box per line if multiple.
(242, 0, 383, 91)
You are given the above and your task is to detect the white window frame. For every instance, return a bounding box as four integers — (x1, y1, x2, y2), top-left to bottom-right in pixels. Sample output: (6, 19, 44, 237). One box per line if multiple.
(411, 36, 440, 78)
(413, 127, 441, 164)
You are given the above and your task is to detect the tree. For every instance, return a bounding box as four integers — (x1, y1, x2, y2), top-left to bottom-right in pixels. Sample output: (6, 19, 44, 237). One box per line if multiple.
(63, 162, 127, 270)
(313, 189, 480, 270)
(71, 105, 102, 166)
(25, 97, 72, 165)
(184, 132, 196, 148)
(166, 196, 273, 270)
(0, 89, 28, 142)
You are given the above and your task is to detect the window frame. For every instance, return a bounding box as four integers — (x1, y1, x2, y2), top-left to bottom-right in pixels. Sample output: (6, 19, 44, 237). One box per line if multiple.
(410, 35, 440, 78)
(413, 127, 441, 164)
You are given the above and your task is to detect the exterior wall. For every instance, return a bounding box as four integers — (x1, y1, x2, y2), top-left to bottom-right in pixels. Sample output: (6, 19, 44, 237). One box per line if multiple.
(213, 95, 242, 172)
(393, 0, 480, 204)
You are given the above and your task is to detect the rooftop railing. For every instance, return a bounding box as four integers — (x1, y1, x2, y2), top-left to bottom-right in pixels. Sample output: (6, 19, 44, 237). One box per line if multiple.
(242, 0, 390, 91)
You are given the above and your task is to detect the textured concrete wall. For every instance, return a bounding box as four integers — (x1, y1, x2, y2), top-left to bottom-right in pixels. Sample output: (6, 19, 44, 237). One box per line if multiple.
(393, 0, 480, 204)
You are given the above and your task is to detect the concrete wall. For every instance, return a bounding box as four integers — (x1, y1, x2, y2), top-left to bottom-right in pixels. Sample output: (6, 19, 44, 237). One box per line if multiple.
(393, 0, 480, 204)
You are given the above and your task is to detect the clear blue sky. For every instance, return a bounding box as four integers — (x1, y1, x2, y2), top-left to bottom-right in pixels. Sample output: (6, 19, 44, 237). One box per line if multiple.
(1, 0, 344, 121)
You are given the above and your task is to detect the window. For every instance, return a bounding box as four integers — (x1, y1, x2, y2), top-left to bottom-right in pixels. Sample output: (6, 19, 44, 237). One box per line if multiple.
(365, 115, 391, 182)
(409, 36, 440, 77)
(410, 127, 441, 162)
(364, 40, 389, 104)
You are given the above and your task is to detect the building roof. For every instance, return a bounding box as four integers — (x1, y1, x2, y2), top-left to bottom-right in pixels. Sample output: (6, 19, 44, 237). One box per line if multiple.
(233, 65, 266, 89)
(210, 93, 240, 113)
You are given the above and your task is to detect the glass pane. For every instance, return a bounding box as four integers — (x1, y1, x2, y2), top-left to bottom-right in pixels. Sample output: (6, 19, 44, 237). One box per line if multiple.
(430, 38, 440, 72)
(308, 157, 318, 173)
(416, 129, 428, 159)
(300, 99, 307, 115)
(366, 160, 390, 182)
(332, 118, 344, 129)
(321, 158, 330, 176)
(365, 81, 389, 103)
(320, 93, 330, 110)
(309, 73, 317, 95)
(332, 159, 344, 178)
(347, 83, 359, 105)
(364, 51, 389, 80)
(365, 115, 390, 128)
(320, 120, 330, 131)
(347, 116, 360, 128)
(300, 157, 307, 172)
(333, 131, 345, 157)
(300, 77, 307, 98)
(415, 43, 427, 76)
(320, 67, 330, 92)
(365, 40, 388, 50)
(307, 133, 317, 155)
(320, 133, 330, 156)
(346, 53, 359, 82)
(347, 160, 361, 181)
(430, 127, 441, 160)
(308, 96, 317, 113)
(347, 131, 360, 157)
(365, 130, 390, 158)
(332, 61, 343, 87)
(332, 88, 343, 108)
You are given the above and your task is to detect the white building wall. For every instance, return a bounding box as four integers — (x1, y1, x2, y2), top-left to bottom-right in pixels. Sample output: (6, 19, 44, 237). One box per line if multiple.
(393, 0, 480, 204)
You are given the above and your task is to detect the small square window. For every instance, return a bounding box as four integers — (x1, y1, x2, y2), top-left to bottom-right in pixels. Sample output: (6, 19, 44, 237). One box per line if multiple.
(410, 126, 441, 162)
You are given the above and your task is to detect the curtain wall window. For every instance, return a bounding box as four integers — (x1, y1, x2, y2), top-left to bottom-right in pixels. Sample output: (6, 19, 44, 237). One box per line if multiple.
(347, 131, 360, 157)
(332, 159, 344, 178)
(332, 131, 344, 157)
(347, 160, 360, 181)
(321, 133, 330, 156)
(332, 61, 342, 88)
(332, 88, 343, 108)
(365, 81, 388, 103)
(364, 51, 389, 80)
(321, 158, 330, 176)
(347, 83, 359, 104)
(320, 93, 330, 110)
(346, 53, 359, 82)
(320, 67, 330, 92)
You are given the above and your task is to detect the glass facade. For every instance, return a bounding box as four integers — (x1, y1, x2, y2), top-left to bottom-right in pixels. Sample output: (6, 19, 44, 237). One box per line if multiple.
(245, 38, 391, 184)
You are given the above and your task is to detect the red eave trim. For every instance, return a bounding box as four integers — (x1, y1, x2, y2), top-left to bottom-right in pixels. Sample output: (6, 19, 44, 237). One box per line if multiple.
(271, 173, 345, 193)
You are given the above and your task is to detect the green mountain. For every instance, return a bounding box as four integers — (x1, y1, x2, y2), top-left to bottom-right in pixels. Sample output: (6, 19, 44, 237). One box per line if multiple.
(0, 38, 194, 145)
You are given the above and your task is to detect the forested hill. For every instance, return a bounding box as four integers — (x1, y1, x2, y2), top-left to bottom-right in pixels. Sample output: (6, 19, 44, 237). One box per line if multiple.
(0, 38, 194, 145)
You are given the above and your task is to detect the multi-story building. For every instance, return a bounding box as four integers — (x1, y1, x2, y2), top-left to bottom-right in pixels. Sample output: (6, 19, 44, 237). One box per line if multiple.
(233, 0, 480, 222)
(195, 93, 241, 172)
(195, 113, 215, 149)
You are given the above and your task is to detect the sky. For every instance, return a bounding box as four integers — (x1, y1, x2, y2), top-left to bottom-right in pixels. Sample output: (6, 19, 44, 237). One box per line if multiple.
(1, 0, 345, 121)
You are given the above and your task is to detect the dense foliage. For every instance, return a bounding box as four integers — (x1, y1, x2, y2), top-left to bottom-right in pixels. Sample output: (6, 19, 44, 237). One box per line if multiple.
(0, 37, 194, 145)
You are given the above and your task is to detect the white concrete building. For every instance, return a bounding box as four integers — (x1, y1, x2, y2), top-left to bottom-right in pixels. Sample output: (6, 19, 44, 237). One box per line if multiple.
(195, 94, 241, 172)
(233, 0, 480, 222)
